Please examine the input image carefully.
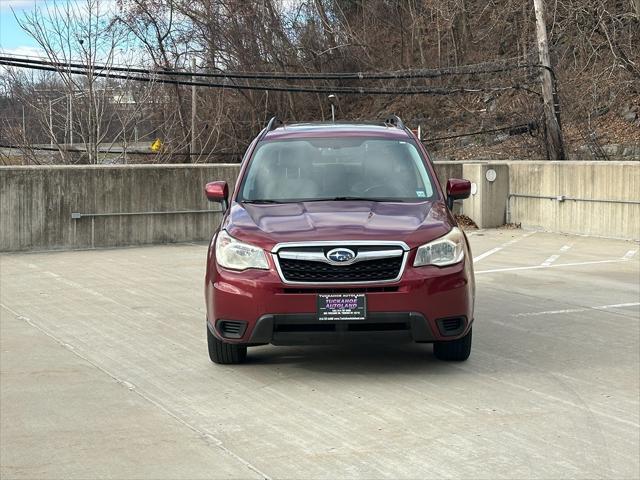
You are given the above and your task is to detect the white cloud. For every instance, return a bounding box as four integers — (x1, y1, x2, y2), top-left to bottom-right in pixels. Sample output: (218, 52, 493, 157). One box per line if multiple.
(0, 45, 44, 57)
(0, 1, 38, 12)
(0, 0, 119, 13)
(0, 45, 45, 75)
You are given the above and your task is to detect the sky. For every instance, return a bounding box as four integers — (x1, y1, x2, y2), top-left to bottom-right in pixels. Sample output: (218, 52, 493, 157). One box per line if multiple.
(0, 0, 120, 58)
(1, 0, 45, 56)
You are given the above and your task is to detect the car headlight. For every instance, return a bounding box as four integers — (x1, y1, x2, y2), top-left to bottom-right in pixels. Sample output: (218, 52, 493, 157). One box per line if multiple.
(413, 227, 465, 267)
(215, 230, 269, 271)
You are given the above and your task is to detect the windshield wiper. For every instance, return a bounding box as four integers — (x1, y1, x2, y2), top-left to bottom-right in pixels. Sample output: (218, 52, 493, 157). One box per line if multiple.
(312, 196, 406, 202)
(241, 199, 284, 204)
(242, 197, 408, 204)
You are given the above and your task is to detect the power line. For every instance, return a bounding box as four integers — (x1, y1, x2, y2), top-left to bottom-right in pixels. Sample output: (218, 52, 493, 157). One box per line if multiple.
(1, 122, 538, 154)
(422, 122, 538, 143)
(0, 59, 537, 96)
(0, 143, 241, 156)
(0, 54, 545, 80)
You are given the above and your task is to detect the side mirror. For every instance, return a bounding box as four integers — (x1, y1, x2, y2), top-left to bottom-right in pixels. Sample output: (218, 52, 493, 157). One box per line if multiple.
(205, 181, 229, 210)
(446, 178, 471, 210)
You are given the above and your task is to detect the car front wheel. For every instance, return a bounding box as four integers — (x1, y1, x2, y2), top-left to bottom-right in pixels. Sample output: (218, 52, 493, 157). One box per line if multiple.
(207, 326, 247, 364)
(433, 327, 472, 361)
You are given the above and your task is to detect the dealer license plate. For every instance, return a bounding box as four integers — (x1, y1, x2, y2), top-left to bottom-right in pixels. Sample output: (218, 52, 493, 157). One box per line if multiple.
(317, 293, 367, 321)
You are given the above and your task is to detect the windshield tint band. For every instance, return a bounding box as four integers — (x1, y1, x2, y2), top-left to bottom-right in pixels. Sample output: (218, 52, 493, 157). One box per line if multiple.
(237, 137, 437, 203)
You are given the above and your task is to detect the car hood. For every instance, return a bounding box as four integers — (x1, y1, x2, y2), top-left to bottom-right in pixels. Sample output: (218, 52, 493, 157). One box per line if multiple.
(222, 200, 455, 251)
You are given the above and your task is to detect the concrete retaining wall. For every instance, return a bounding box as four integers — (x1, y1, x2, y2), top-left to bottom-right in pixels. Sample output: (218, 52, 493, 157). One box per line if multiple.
(0, 165, 239, 251)
(507, 161, 639, 239)
(1, 161, 638, 252)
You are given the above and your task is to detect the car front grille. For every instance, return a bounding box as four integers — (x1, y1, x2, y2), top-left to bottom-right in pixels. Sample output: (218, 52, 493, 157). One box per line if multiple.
(278, 256, 403, 283)
(276, 244, 406, 284)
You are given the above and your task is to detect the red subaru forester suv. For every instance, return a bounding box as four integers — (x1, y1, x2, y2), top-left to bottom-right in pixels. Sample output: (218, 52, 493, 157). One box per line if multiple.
(204, 116, 474, 364)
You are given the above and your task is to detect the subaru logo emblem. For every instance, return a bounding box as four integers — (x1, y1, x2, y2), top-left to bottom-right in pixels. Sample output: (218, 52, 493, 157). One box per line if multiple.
(326, 248, 356, 264)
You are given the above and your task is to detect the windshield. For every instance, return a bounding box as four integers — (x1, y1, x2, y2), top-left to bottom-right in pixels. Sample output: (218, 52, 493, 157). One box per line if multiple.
(238, 137, 436, 203)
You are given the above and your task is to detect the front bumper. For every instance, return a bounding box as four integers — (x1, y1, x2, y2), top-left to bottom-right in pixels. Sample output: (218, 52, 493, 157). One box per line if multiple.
(208, 312, 470, 345)
(205, 252, 475, 345)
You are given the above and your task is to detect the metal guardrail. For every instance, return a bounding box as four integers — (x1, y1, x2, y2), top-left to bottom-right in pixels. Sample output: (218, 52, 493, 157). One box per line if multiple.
(508, 193, 640, 205)
(506, 193, 639, 224)
(71, 209, 222, 219)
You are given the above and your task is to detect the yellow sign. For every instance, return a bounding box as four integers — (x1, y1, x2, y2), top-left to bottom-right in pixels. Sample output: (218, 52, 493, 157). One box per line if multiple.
(151, 138, 163, 152)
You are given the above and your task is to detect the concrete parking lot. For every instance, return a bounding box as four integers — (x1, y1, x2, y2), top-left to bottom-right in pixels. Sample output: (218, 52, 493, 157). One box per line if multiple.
(1, 229, 638, 479)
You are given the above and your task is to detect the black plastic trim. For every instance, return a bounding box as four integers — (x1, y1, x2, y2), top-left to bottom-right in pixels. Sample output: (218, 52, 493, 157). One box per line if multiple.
(383, 114, 405, 129)
(258, 116, 283, 141)
(248, 312, 437, 345)
(215, 319, 248, 339)
(435, 316, 467, 337)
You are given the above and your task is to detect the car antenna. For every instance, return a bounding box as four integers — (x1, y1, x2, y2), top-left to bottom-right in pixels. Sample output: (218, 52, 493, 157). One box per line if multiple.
(328, 94, 338, 123)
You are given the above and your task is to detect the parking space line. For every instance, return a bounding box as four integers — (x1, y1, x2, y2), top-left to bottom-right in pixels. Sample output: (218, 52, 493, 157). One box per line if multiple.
(473, 231, 535, 263)
(473, 247, 502, 263)
(593, 302, 640, 311)
(502, 237, 524, 247)
(540, 242, 574, 266)
(624, 249, 638, 259)
(541, 254, 560, 266)
(512, 302, 640, 317)
(476, 258, 629, 274)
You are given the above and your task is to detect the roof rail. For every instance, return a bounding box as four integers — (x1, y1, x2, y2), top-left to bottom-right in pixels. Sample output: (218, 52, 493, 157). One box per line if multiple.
(266, 116, 283, 131)
(259, 116, 283, 141)
(383, 114, 405, 130)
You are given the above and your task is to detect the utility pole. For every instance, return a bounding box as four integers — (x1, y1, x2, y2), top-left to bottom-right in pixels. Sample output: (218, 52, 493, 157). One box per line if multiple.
(49, 100, 54, 147)
(69, 95, 74, 146)
(533, 0, 566, 160)
(191, 58, 197, 162)
(66, 95, 70, 144)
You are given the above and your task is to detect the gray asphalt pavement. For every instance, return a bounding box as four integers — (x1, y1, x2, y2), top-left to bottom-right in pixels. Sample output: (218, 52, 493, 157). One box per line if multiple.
(1, 230, 638, 479)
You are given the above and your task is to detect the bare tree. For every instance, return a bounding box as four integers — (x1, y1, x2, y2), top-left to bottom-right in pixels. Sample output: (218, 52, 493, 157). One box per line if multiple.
(13, 0, 154, 164)
(1, 0, 637, 163)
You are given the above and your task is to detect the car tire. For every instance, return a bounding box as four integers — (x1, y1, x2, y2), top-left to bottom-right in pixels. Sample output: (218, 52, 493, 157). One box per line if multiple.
(433, 327, 472, 361)
(207, 325, 247, 364)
